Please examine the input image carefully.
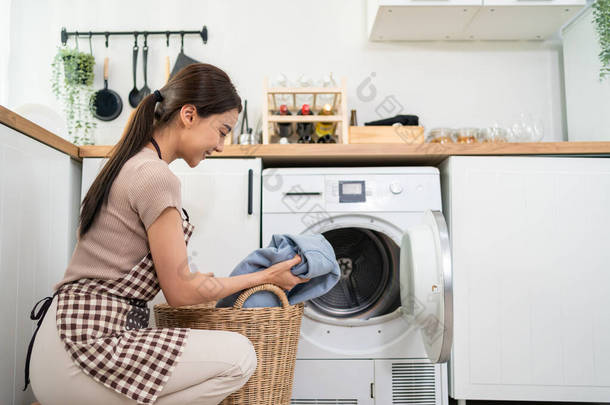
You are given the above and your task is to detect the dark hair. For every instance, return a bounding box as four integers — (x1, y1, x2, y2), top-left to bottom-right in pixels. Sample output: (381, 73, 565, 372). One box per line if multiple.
(78, 63, 242, 238)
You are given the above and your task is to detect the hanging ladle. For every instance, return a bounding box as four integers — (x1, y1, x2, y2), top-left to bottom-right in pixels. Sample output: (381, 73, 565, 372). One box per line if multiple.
(138, 33, 151, 100)
(128, 33, 142, 108)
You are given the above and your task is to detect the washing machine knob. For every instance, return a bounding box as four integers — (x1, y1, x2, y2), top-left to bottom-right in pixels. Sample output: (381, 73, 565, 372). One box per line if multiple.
(389, 181, 403, 194)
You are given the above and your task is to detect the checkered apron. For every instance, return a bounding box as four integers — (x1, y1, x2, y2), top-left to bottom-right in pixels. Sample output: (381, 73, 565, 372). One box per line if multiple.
(54, 209, 195, 404)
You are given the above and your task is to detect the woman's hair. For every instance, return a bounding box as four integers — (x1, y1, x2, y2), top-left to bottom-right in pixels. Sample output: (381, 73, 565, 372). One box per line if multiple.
(78, 63, 242, 238)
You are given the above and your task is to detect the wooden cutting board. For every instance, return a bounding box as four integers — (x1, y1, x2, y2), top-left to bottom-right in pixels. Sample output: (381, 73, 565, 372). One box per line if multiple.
(349, 126, 424, 144)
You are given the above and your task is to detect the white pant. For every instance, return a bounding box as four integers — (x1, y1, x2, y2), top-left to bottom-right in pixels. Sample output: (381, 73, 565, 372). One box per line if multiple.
(30, 294, 257, 404)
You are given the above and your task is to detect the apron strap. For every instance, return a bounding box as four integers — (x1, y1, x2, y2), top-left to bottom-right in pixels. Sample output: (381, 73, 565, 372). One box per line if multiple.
(150, 139, 190, 224)
(149, 139, 190, 224)
(23, 289, 61, 391)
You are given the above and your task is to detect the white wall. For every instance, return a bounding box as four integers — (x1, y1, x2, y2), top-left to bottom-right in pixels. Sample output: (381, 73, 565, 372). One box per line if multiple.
(0, 0, 12, 106)
(8, 0, 567, 144)
(562, 5, 610, 141)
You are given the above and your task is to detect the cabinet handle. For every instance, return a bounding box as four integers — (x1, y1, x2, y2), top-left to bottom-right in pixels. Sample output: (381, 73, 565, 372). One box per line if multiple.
(247, 169, 253, 215)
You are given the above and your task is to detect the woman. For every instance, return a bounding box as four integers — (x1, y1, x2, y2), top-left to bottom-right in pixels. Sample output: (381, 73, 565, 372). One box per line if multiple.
(24, 63, 310, 405)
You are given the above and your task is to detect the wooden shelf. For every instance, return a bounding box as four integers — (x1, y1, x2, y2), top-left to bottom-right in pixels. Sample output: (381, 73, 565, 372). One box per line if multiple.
(79, 142, 610, 166)
(263, 78, 349, 144)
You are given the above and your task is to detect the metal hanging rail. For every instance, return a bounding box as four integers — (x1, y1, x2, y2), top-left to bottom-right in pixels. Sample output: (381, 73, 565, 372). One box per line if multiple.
(60, 26, 208, 47)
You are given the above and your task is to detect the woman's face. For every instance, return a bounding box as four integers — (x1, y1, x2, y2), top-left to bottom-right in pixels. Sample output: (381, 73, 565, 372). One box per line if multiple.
(177, 105, 239, 167)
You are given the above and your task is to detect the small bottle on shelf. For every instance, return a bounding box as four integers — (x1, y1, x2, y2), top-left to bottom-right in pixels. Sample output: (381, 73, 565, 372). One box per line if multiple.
(315, 103, 336, 143)
(276, 104, 293, 143)
(296, 104, 315, 143)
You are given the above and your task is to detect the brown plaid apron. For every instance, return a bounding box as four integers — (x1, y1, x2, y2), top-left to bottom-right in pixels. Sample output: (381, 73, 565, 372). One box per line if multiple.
(23, 207, 195, 405)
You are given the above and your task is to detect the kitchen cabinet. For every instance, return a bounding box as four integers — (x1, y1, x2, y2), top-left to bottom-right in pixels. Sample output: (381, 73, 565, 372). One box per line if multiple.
(81, 157, 262, 325)
(440, 156, 610, 402)
(367, 0, 585, 40)
(1, 122, 81, 405)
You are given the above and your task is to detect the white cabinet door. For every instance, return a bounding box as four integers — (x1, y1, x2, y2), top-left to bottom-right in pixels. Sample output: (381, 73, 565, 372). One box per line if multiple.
(1, 124, 81, 405)
(167, 158, 262, 278)
(81, 157, 262, 325)
(440, 156, 610, 402)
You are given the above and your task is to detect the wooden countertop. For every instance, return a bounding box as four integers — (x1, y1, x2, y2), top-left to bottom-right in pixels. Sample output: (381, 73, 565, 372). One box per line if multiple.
(0, 105, 80, 160)
(3, 105, 610, 166)
(80, 142, 610, 166)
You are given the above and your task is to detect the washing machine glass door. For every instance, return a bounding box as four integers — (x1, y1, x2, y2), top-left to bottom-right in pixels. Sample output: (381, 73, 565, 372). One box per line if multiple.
(400, 209, 453, 363)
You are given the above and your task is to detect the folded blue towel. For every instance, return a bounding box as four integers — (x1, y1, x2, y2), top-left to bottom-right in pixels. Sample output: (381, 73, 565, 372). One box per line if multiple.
(215, 234, 340, 308)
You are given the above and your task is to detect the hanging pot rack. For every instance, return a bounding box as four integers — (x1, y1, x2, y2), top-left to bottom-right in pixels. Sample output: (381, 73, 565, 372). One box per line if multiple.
(60, 26, 208, 47)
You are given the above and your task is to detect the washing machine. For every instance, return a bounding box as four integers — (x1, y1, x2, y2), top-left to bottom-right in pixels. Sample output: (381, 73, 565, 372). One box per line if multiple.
(262, 167, 453, 405)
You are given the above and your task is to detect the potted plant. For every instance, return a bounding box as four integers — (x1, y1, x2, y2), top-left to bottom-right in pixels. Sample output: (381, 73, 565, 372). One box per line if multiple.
(51, 45, 97, 145)
(593, 0, 610, 80)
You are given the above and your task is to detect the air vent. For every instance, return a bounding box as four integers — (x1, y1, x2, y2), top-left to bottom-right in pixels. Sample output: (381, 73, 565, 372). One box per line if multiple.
(391, 363, 436, 404)
(291, 400, 358, 404)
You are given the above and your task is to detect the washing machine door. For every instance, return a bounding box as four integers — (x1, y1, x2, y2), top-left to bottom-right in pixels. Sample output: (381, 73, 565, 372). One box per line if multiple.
(400, 209, 453, 363)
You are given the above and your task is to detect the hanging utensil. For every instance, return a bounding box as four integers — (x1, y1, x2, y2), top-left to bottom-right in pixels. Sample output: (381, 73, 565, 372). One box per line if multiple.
(170, 32, 201, 79)
(139, 33, 151, 99)
(128, 33, 141, 108)
(165, 32, 171, 83)
(92, 57, 123, 121)
(238, 100, 258, 144)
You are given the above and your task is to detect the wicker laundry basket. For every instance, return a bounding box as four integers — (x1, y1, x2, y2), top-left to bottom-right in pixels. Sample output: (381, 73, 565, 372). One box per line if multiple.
(154, 283, 305, 405)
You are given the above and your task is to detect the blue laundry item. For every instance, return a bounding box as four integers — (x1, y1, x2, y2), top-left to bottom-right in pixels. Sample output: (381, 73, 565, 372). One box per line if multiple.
(215, 234, 340, 308)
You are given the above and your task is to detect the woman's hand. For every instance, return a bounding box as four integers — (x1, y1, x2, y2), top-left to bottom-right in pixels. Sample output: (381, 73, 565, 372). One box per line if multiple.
(263, 254, 311, 291)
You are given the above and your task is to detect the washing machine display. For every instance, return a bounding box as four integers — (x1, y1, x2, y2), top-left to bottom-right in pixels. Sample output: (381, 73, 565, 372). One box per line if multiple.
(339, 180, 366, 203)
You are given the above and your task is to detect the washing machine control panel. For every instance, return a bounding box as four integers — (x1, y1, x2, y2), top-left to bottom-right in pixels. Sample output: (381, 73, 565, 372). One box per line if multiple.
(262, 170, 441, 213)
(323, 174, 441, 212)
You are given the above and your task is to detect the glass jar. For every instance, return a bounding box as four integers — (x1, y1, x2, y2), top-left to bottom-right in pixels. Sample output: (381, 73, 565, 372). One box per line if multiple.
(426, 128, 454, 144)
(453, 127, 479, 144)
(478, 127, 509, 143)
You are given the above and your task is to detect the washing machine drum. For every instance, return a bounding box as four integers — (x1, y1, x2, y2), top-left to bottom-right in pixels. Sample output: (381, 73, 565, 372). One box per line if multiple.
(310, 227, 401, 320)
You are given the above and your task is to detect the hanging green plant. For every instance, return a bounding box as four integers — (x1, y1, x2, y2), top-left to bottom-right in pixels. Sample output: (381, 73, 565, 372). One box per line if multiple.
(593, 0, 610, 81)
(51, 45, 97, 145)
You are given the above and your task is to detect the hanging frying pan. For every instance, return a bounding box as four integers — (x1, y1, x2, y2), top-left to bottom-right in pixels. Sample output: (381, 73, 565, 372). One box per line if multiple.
(92, 57, 123, 121)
